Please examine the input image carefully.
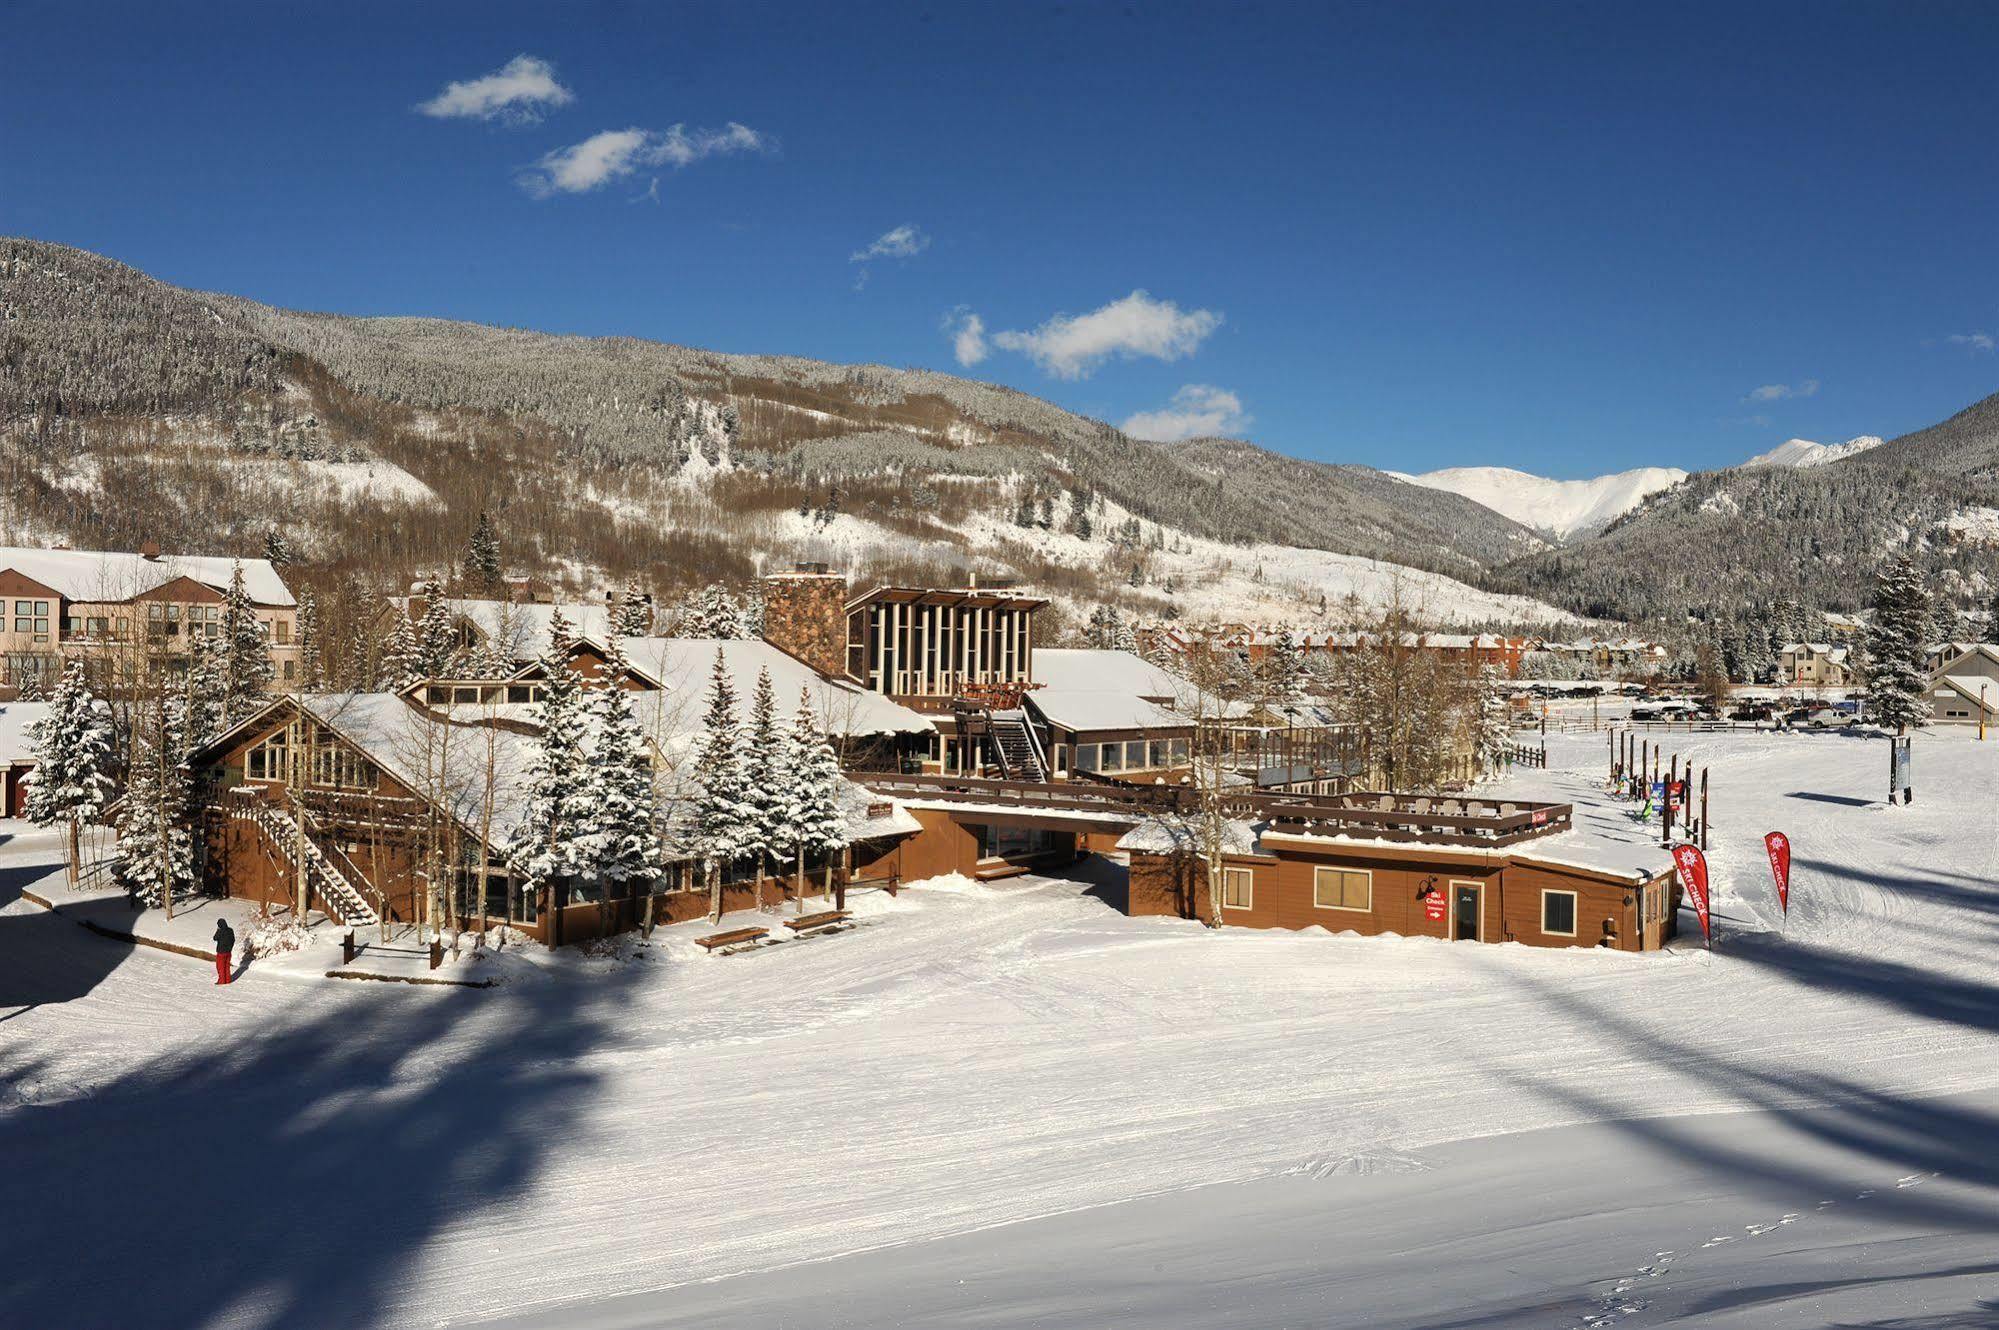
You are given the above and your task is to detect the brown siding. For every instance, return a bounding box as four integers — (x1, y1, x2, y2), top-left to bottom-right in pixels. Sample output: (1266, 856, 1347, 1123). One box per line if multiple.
(1127, 844, 1671, 952)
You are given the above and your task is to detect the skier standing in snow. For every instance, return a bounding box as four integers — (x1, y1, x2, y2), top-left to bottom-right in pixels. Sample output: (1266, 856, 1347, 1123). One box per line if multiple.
(212, 918, 235, 985)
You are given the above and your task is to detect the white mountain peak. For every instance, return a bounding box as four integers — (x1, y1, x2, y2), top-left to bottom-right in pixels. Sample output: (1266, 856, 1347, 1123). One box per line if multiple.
(1392, 464, 1686, 542)
(1740, 435, 1886, 469)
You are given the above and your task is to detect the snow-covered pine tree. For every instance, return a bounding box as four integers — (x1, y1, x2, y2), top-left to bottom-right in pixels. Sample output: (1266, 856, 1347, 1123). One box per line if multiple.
(739, 667, 783, 910)
(465, 511, 503, 589)
(1086, 605, 1122, 649)
(379, 610, 421, 691)
(414, 579, 461, 679)
(115, 696, 195, 912)
(1985, 583, 1999, 639)
(692, 647, 755, 921)
(507, 609, 589, 915)
(613, 576, 652, 638)
(1066, 486, 1094, 540)
(1472, 666, 1514, 776)
(678, 584, 746, 639)
(263, 528, 294, 567)
(180, 636, 228, 753)
(23, 661, 116, 891)
(1864, 554, 1933, 734)
(788, 688, 850, 908)
(575, 638, 665, 931)
(1111, 616, 1139, 654)
(217, 562, 274, 730)
(295, 586, 323, 689)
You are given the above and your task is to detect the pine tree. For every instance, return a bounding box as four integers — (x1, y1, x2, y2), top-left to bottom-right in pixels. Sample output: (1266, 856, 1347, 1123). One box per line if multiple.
(23, 661, 116, 891)
(1066, 486, 1094, 540)
(414, 579, 460, 679)
(181, 637, 227, 752)
(217, 562, 274, 730)
(678, 584, 746, 639)
(1984, 584, 1999, 641)
(574, 639, 665, 930)
(465, 511, 503, 589)
(1012, 492, 1036, 528)
(740, 667, 783, 910)
(1472, 667, 1514, 776)
(786, 686, 850, 909)
(1864, 554, 1933, 733)
(114, 696, 194, 910)
(507, 610, 589, 912)
(262, 528, 294, 567)
(692, 647, 756, 921)
(613, 576, 652, 637)
(1086, 605, 1122, 649)
(295, 586, 323, 689)
(379, 611, 421, 691)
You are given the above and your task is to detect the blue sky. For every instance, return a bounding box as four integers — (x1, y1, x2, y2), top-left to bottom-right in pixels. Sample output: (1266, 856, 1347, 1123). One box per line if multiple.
(4, 1, 1998, 477)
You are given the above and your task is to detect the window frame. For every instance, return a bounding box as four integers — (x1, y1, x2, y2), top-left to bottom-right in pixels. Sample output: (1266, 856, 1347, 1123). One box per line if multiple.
(1312, 865, 1373, 912)
(1221, 865, 1254, 911)
(1541, 888, 1579, 938)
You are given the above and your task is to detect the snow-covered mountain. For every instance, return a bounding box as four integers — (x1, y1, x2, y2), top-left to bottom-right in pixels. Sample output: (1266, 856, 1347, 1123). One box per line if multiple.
(1392, 465, 1687, 542)
(1739, 435, 1887, 469)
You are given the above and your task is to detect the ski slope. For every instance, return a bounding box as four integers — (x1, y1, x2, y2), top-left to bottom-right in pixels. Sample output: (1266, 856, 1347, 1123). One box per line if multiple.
(1394, 465, 1687, 541)
(2, 726, 1996, 1328)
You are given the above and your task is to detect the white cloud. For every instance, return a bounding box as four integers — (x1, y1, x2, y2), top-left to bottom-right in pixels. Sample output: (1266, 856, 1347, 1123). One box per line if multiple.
(943, 308, 988, 366)
(1745, 378, 1820, 403)
(1948, 332, 1996, 352)
(1121, 384, 1251, 442)
(417, 55, 574, 124)
(852, 224, 930, 263)
(988, 290, 1222, 379)
(518, 122, 771, 197)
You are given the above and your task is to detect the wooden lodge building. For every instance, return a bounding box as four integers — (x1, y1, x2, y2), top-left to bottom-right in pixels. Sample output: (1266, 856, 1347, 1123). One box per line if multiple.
(1114, 786, 1679, 952)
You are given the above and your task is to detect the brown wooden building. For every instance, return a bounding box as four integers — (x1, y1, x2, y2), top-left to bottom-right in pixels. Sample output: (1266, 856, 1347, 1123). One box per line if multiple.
(1116, 791, 1678, 952)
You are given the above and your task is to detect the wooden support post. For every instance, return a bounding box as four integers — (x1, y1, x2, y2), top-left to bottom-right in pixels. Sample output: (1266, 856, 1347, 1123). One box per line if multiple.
(342, 930, 355, 965)
(429, 939, 442, 971)
(1664, 754, 1678, 845)
(1700, 767, 1710, 851)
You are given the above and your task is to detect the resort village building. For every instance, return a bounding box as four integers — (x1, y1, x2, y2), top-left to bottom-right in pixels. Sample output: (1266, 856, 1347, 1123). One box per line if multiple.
(1776, 642, 1857, 688)
(0, 545, 298, 693)
(1925, 643, 1999, 726)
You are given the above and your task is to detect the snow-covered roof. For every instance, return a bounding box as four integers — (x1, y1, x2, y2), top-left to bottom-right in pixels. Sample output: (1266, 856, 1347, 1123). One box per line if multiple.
(447, 599, 614, 660)
(607, 637, 935, 740)
(0, 546, 294, 606)
(1027, 689, 1191, 734)
(1031, 648, 1187, 700)
(1934, 675, 1999, 713)
(1116, 816, 1262, 856)
(0, 701, 50, 764)
(301, 693, 536, 847)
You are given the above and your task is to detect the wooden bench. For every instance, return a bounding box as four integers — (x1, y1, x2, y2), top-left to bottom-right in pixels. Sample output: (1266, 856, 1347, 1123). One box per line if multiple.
(783, 910, 852, 935)
(695, 926, 769, 954)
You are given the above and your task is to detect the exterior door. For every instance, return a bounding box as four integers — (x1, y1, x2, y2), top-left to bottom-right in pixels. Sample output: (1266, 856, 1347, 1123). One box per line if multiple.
(1451, 881, 1482, 941)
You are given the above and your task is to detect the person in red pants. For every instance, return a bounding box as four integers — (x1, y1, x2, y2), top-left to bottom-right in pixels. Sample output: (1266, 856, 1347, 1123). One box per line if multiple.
(212, 918, 236, 985)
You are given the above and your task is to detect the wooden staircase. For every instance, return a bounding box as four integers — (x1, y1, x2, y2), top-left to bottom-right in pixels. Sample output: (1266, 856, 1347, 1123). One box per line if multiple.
(986, 709, 1049, 783)
(228, 795, 380, 927)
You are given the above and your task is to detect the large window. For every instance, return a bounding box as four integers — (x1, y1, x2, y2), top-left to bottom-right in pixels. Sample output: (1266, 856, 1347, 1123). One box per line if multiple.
(1313, 866, 1372, 912)
(1541, 889, 1578, 937)
(1074, 744, 1100, 772)
(1222, 866, 1254, 910)
(1098, 742, 1122, 772)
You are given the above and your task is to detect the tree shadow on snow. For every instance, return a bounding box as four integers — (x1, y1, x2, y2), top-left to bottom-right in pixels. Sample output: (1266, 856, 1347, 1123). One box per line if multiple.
(0, 963, 642, 1329)
(0, 861, 137, 1015)
(1785, 790, 1874, 807)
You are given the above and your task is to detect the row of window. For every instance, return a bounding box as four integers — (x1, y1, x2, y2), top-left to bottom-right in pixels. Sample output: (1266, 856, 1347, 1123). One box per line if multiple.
(244, 725, 379, 790)
(1218, 866, 1580, 936)
(422, 682, 547, 705)
(1069, 737, 1191, 774)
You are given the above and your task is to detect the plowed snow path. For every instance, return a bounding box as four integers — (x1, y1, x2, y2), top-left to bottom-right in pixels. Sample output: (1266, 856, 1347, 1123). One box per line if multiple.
(1, 729, 1995, 1329)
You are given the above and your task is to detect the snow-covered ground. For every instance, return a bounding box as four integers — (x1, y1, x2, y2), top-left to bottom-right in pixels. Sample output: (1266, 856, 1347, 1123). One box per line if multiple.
(1394, 465, 1688, 542)
(2, 727, 1997, 1328)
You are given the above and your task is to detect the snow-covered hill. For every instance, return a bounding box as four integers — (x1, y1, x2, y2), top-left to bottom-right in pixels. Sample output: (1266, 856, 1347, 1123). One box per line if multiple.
(1392, 465, 1687, 541)
(1740, 435, 1887, 469)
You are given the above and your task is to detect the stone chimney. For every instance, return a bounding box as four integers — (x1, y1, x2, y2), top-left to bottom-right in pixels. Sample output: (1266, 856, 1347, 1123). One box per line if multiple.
(760, 564, 849, 678)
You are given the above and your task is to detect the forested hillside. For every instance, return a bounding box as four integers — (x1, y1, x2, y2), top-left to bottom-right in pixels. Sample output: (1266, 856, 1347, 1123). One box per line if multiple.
(1497, 456, 1999, 621)
(0, 237, 1546, 628)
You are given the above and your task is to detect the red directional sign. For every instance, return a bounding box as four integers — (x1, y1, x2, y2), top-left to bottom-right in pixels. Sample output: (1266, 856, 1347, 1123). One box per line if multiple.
(1424, 891, 1447, 923)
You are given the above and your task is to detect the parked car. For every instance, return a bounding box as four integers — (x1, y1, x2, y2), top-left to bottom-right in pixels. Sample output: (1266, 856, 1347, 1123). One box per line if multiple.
(1730, 703, 1775, 722)
(1801, 708, 1851, 729)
